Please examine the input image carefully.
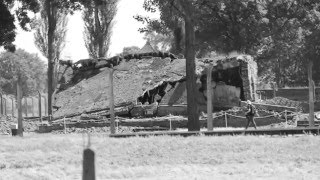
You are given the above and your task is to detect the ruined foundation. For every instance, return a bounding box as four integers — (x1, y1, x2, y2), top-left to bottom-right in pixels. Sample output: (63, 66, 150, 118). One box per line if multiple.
(53, 54, 258, 118)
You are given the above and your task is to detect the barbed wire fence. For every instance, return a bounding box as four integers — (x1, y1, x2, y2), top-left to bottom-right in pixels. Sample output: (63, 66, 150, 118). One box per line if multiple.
(210, 109, 299, 129)
(0, 94, 48, 118)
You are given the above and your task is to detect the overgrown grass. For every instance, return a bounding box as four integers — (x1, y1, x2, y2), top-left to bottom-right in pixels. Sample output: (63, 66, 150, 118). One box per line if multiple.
(1, 133, 320, 179)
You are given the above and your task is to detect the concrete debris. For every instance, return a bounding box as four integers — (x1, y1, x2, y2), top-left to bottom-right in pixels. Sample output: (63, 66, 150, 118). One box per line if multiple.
(53, 54, 257, 120)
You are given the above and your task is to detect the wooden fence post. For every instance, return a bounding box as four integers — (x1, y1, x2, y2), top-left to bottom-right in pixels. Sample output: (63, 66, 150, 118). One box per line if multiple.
(224, 112, 228, 128)
(17, 75, 23, 137)
(11, 97, 14, 117)
(82, 148, 95, 180)
(44, 96, 48, 116)
(63, 117, 66, 134)
(31, 97, 35, 117)
(109, 69, 115, 134)
(308, 60, 315, 127)
(207, 65, 213, 131)
(38, 91, 42, 122)
(82, 134, 95, 180)
(3, 98, 6, 116)
(0, 93, 3, 116)
(284, 110, 287, 127)
(24, 98, 28, 117)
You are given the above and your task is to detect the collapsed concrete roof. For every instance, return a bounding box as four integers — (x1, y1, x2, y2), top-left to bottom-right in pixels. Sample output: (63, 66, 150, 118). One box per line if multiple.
(53, 54, 257, 118)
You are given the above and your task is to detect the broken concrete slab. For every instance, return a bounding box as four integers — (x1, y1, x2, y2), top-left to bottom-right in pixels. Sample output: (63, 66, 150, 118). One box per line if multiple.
(54, 54, 258, 119)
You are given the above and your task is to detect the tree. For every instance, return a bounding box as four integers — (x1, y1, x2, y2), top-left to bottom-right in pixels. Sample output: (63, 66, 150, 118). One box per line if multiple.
(138, 0, 200, 131)
(33, 1, 68, 61)
(0, 49, 47, 96)
(82, 0, 118, 58)
(120, 46, 141, 56)
(32, 0, 68, 92)
(143, 31, 173, 52)
(0, 0, 40, 51)
(136, 1, 269, 57)
(30, 0, 86, 119)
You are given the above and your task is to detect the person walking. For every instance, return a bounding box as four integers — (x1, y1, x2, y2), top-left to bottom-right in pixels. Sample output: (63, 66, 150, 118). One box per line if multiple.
(245, 100, 258, 129)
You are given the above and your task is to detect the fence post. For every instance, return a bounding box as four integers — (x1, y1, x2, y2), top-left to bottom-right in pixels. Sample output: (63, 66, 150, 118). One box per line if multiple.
(0, 93, 3, 116)
(82, 134, 95, 180)
(31, 97, 35, 117)
(285, 110, 287, 127)
(109, 69, 115, 134)
(3, 98, 6, 116)
(63, 117, 66, 134)
(17, 75, 23, 137)
(24, 98, 28, 117)
(44, 96, 48, 116)
(11, 97, 14, 117)
(207, 65, 213, 131)
(224, 112, 228, 128)
(38, 91, 42, 122)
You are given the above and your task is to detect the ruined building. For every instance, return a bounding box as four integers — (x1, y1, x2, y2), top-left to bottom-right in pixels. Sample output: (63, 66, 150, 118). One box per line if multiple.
(138, 55, 258, 111)
(53, 54, 257, 118)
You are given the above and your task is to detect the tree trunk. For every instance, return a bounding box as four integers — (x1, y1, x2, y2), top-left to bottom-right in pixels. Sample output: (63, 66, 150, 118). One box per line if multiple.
(308, 59, 315, 127)
(275, 58, 281, 88)
(47, 0, 55, 120)
(184, 14, 200, 131)
(207, 66, 213, 131)
(94, 0, 103, 58)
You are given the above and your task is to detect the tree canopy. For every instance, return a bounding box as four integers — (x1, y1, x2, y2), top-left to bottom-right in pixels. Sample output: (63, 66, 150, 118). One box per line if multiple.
(0, 49, 47, 96)
(137, 0, 320, 87)
(83, 0, 118, 58)
(0, 0, 39, 51)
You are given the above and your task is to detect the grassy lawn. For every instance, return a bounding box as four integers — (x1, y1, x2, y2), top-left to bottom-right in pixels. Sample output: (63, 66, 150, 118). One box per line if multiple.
(1, 133, 320, 180)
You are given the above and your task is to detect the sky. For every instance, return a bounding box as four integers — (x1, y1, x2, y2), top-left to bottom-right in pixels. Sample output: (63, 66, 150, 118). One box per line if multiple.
(12, 0, 159, 62)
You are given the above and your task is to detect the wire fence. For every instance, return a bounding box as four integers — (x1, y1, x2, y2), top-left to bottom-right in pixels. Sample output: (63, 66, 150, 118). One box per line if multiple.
(210, 109, 298, 128)
(0, 94, 48, 118)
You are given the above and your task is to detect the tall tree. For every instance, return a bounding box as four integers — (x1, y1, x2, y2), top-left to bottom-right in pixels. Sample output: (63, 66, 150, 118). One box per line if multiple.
(33, 1, 68, 62)
(31, 0, 68, 119)
(0, 49, 47, 96)
(82, 0, 118, 58)
(32, 0, 68, 91)
(139, 0, 201, 131)
(31, 0, 84, 119)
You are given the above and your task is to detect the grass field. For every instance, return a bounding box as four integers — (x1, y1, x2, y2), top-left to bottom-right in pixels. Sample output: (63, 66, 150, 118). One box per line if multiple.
(1, 133, 320, 180)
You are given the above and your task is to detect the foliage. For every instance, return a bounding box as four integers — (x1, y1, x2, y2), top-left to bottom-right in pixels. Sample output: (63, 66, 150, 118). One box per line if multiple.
(0, 49, 47, 96)
(143, 31, 173, 52)
(0, 0, 40, 51)
(120, 46, 141, 56)
(138, 0, 320, 87)
(32, 0, 68, 61)
(136, 0, 269, 56)
(82, 0, 118, 58)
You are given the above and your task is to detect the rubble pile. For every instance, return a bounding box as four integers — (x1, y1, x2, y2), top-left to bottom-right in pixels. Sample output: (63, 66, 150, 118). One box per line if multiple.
(50, 126, 134, 134)
(54, 57, 183, 118)
(263, 97, 303, 111)
(0, 116, 39, 134)
(50, 54, 259, 130)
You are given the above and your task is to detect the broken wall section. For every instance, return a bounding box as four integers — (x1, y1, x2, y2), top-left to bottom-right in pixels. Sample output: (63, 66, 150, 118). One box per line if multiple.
(137, 55, 258, 111)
